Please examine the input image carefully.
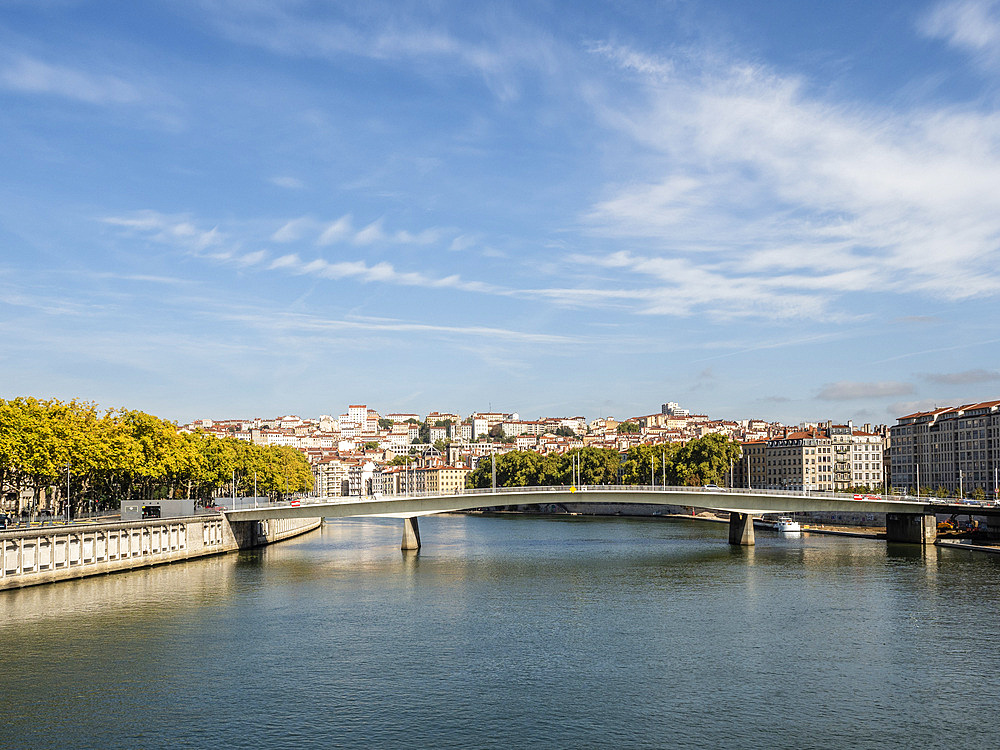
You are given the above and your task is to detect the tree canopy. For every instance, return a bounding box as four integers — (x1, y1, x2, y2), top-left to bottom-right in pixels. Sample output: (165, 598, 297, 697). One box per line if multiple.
(0, 397, 313, 514)
(467, 435, 742, 489)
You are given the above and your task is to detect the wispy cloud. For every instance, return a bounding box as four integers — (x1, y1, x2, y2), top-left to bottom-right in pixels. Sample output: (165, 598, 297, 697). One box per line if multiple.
(818, 381, 915, 400)
(888, 399, 945, 418)
(198, 1, 558, 101)
(102, 211, 223, 252)
(265, 252, 496, 292)
(921, 368, 1000, 384)
(270, 175, 305, 189)
(271, 217, 313, 243)
(919, 0, 1000, 69)
(102, 210, 498, 293)
(581, 41, 1000, 315)
(220, 310, 580, 346)
(531, 251, 839, 320)
(0, 54, 140, 104)
(318, 215, 353, 245)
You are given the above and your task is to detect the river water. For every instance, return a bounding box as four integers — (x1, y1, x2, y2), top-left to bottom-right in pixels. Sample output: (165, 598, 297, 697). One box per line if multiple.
(2, 514, 999, 749)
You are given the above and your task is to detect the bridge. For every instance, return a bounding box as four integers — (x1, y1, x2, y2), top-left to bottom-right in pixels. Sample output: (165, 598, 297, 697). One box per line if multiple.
(224, 486, 997, 548)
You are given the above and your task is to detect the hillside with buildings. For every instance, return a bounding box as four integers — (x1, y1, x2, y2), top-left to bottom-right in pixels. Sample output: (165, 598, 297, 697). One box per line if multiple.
(179, 398, 1000, 502)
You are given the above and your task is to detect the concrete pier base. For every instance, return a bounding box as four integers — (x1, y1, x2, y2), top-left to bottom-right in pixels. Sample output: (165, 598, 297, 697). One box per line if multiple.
(885, 513, 937, 544)
(728, 512, 755, 546)
(401, 516, 421, 550)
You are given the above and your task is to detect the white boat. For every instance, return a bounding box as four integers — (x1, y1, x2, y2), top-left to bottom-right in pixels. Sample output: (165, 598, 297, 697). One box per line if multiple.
(775, 516, 801, 532)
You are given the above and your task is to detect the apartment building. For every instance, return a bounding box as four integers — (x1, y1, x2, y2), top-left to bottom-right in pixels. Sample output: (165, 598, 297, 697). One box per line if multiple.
(736, 423, 885, 492)
(314, 457, 349, 497)
(890, 400, 1000, 497)
(421, 466, 471, 495)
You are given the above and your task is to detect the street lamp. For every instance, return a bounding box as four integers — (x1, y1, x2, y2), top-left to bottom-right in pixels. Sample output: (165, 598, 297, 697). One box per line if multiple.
(65, 462, 71, 525)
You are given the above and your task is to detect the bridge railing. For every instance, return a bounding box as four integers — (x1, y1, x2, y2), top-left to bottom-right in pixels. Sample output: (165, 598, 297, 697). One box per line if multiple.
(274, 484, 972, 508)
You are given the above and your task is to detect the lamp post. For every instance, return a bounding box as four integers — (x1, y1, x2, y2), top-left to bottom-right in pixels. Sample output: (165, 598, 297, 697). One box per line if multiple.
(65, 462, 71, 526)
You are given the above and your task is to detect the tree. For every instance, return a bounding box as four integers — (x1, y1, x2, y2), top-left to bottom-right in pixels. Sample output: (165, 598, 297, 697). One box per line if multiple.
(672, 434, 742, 486)
(620, 444, 678, 485)
(378, 418, 393, 430)
(617, 421, 641, 434)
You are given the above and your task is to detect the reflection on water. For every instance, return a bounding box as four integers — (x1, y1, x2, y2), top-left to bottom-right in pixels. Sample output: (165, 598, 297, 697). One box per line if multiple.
(2, 514, 1000, 750)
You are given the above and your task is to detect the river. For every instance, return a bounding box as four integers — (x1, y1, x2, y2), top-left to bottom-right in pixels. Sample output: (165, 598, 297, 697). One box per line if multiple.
(2, 514, 999, 749)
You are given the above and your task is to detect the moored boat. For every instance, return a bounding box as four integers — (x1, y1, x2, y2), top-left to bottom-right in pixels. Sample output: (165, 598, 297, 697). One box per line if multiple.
(775, 516, 801, 532)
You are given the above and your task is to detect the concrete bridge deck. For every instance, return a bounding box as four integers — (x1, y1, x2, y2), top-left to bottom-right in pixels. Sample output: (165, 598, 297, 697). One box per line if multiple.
(226, 485, 991, 547)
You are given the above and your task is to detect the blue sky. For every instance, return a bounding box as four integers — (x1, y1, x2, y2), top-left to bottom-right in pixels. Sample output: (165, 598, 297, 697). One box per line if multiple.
(3, 0, 1000, 425)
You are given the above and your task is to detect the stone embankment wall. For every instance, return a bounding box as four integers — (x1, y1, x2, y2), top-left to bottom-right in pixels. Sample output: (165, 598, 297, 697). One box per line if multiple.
(0, 514, 321, 591)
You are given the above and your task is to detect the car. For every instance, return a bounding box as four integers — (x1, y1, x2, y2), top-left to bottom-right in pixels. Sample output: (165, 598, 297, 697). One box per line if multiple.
(703, 483, 723, 490)
(0, 514, 11, 530)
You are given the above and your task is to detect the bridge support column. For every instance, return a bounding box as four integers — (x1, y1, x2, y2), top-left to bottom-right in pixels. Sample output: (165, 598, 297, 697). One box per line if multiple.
(401, 516, 421, 551)
(728, 512, 754, 546)
(885, 513, 937, 544)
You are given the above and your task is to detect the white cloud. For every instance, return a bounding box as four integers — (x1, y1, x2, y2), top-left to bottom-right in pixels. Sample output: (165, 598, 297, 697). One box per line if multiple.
(919, 0, 1000, 67)
(354, 219, 386, 245)
(102, 210, 501, 294)
(271, 217, 313, 243)
(318, 215, 353, 245)
(262, 253, 498, 293)
(0, 54, 139, 104)
(581, 42, 1000, 315)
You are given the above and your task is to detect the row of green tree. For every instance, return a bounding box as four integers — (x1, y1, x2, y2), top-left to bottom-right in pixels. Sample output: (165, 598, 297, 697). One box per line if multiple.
(0, 397, 313, 514)
(467, 434, 743, 489)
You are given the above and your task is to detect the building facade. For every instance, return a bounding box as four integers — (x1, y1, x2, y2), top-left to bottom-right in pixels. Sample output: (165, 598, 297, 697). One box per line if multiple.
(890, 400, 1000, 498)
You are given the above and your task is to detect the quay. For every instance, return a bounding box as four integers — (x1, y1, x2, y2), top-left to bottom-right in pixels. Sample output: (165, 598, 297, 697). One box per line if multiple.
(0, 513, 321, 590)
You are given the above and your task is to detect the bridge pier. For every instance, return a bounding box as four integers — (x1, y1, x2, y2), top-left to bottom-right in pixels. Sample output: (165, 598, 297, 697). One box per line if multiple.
(885, 513, 937, 544)
(401, 516, 421, 551)
(728, 512, 755, 546)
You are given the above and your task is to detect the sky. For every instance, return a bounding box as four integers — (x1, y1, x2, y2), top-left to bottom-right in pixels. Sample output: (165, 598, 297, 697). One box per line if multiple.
(2, 0, 1000, 426)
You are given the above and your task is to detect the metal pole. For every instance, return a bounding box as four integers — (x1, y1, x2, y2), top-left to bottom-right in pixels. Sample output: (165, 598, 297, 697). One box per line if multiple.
(65, 463, 70, 526)
(916, 463, 920, 499)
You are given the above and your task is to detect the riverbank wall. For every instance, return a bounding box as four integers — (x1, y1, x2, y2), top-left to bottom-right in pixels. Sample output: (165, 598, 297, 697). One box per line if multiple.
(0, 514, 321, 591)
